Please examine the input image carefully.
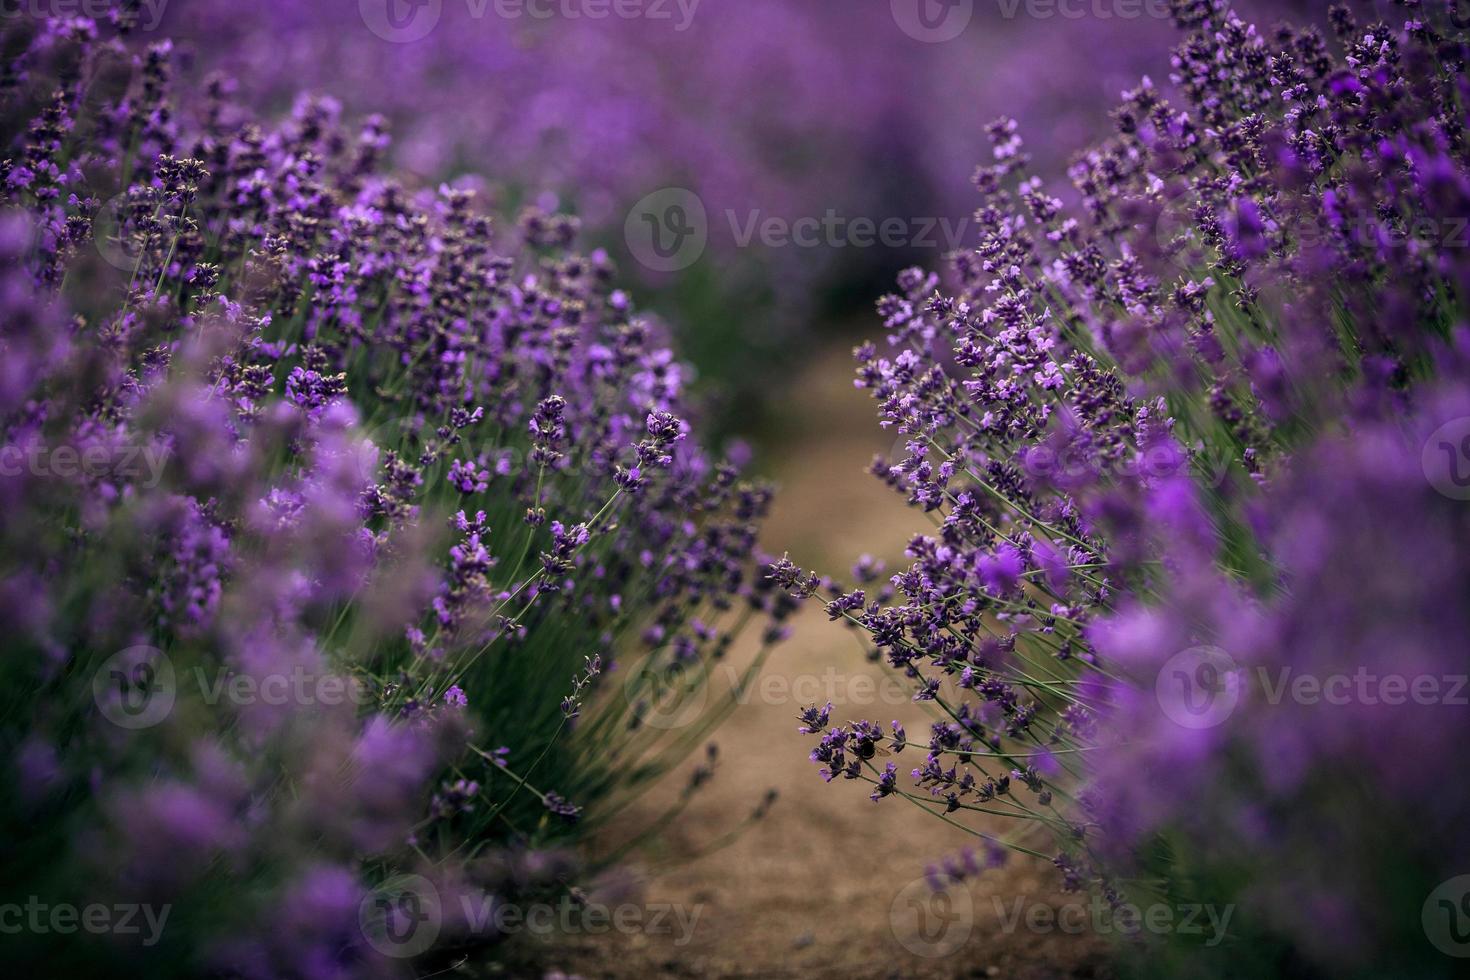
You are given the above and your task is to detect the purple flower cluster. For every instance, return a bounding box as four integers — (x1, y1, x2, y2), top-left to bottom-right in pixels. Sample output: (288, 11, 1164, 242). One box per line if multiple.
(0, 12, 789, 976)
(147, 0, 1318, 428)
(806, 1, 1470, 969)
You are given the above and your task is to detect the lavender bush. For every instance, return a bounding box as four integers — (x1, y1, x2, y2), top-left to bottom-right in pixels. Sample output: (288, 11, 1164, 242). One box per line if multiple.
(800, 2, 1470, 974)
(151, 0, 1316, 433)
(0, 13, 789, 976)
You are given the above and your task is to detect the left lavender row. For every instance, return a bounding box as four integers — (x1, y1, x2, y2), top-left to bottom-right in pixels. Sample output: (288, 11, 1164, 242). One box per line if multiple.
(0, 14, 793, 977)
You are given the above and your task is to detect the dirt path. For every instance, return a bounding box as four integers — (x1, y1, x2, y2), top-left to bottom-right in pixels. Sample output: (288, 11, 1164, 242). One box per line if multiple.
(497, 347, 1112, 979)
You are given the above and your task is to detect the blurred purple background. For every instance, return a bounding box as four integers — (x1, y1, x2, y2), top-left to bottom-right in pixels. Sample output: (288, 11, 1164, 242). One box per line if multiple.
(157, 0, 1313, 432)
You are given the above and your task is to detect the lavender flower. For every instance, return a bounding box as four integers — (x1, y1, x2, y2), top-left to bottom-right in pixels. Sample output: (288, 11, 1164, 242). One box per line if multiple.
(808, 4, 1470, 972)
(0, 11, 784, 974)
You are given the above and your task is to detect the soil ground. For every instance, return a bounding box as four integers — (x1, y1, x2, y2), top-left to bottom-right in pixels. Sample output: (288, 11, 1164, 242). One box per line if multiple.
(491, 347, 1114, 980)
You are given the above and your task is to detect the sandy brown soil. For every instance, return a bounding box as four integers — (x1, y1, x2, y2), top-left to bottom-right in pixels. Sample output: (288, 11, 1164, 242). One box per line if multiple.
(490, 347, 1114, 980)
